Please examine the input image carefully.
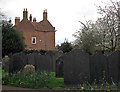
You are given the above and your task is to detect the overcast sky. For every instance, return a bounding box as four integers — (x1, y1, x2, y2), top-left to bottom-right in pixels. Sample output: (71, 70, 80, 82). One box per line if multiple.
(0, 0, 112, 44)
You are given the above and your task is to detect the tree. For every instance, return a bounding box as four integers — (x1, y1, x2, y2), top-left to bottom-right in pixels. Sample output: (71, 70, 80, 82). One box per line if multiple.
(2, 21, 25, 57)
(57, 39, 73, 53)
(73, 0, 120, 54)
(97, 0, 120, 51)
(0, 8, 5, 58)
(73, 20, 102, 54)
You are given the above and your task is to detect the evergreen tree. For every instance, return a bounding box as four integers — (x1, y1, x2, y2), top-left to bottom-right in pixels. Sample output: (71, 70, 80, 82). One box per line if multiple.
(58, 40, 73, 53)
(2, 21, 25, 57)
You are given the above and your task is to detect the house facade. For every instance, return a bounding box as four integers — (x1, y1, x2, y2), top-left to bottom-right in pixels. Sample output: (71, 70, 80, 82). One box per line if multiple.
(14, 8, 56, 51)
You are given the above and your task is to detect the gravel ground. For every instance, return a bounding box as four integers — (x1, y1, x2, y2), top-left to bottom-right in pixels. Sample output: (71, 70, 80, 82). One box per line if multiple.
(2, 85, 119, 92)
(2, 85, 70, 92)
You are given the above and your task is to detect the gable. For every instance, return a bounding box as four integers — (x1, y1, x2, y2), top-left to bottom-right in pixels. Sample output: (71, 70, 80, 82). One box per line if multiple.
(15, 19, 35, 31)
(35, 20, 55, 32)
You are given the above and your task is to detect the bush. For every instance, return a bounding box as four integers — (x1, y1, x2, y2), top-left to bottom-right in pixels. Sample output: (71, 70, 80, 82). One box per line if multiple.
(23, 50, 47, 55)
(2, 56, 10, 72)
(23, 64, 35, 75)
(2, 69, 9, 85)
(2, 71, 64, 89)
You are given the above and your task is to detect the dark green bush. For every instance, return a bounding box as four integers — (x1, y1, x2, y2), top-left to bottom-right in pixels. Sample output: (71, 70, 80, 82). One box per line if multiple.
(23, 50, 47, 55)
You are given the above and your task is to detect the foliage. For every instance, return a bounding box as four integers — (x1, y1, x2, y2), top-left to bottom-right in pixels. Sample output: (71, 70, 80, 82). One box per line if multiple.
(2, 69, 9, 85)
(2, 22, 25, 57)
(57, 40, 73, 53)
(47, 72, 64, 88)
(73, 21, 101, 54)
(23, 64, 35, 75)
(79, 79, 118, 91)
(96, 1, 120, 52)
(0, 66, 2, 81)
(2, 55, 10, 72)
(23, 49, 47, 55)
(2, 68, 118, 90)
(73, 0, 120, 54)
(2, 70, 64, 89)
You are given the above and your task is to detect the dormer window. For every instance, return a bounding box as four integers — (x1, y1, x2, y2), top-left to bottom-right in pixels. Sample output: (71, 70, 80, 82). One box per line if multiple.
(32, 37, 36, 44)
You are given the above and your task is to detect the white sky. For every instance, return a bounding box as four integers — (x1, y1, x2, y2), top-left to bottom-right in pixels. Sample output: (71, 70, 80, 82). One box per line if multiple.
(0, 0, 113, 45)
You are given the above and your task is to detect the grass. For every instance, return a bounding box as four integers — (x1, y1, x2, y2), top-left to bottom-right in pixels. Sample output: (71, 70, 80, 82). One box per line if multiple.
(2, 70, 64, 89)
(0, 66, 2, 80)
(47, 77, 64, 88)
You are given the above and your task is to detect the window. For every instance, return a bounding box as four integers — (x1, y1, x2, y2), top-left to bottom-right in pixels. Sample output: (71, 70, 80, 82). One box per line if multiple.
(32, 37, 36, 44)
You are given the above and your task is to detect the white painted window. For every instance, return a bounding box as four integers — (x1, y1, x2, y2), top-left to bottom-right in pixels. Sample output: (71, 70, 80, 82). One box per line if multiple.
(32, 37, 36, 44)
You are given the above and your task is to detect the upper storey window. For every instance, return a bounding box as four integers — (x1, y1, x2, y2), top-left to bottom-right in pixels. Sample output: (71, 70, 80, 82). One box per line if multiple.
(32, 37, 36, 44)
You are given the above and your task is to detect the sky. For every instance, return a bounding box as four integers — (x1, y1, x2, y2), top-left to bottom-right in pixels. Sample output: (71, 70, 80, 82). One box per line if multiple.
(0, 0, 112, 45)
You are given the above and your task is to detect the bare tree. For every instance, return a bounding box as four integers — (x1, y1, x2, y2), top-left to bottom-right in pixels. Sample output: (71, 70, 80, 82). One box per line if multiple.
(97, 0, 120, 51)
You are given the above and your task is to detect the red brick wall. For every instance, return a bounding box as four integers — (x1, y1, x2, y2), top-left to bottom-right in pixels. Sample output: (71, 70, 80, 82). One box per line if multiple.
(22, 30, 56, 50)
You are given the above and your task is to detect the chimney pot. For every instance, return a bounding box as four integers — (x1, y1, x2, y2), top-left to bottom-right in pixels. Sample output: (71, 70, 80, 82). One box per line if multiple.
(33, 17, 36, 22)
(23, 8, 28, 20)
(15, 17, 20, 25)
(29, 14, 32, 22)
(43, 9, 47, 21)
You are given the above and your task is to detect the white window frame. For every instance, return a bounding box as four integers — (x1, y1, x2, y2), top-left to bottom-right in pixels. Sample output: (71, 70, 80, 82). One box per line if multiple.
(32, 37, 36, 44)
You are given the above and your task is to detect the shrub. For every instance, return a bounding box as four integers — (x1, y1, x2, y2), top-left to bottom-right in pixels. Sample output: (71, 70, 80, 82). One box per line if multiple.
(2, 69, 9, 85)
(2, 55, 10, 72)
(2, 71, 64, 89)
(23, 64, 35, 75)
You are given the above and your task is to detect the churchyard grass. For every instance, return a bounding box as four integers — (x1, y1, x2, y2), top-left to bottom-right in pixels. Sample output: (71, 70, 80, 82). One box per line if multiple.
(2, 70, 64, 89)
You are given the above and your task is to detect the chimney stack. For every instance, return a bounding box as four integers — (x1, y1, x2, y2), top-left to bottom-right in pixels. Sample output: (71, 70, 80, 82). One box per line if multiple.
(23, 8, 28, 20)
(33, 17, 36, 22)
(29, 14, 32, 22)
(43, 9, 47, 21)
(15, 17, 20, 25)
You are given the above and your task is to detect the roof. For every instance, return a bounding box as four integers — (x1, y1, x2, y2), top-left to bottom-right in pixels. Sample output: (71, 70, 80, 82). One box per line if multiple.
(15, 19, 55, 32)
(34, 20, 55, 32)
(15, 19, 35, 31)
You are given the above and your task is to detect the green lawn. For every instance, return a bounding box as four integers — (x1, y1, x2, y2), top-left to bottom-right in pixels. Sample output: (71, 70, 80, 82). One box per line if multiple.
(0, 66, 2, 85)
(0, 66, 2, 79)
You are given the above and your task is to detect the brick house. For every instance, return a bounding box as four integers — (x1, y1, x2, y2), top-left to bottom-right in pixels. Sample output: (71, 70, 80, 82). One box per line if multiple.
(14, 8, 56, 51)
